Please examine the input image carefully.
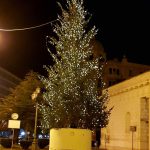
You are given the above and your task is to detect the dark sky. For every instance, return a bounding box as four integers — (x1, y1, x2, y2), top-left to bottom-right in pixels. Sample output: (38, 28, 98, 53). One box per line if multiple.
(0, 0, 150, 79)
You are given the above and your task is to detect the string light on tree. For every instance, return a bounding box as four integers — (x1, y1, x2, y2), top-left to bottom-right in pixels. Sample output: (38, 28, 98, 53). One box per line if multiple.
(39, 0, 112, 130)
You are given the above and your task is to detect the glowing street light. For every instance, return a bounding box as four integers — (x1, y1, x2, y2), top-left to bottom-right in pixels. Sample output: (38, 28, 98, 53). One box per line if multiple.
(31, 87, 40, 150)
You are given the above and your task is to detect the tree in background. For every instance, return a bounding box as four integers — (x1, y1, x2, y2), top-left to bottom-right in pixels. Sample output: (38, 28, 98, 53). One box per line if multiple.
(0, 71, 43, 135)
(39, 0, 111, 130)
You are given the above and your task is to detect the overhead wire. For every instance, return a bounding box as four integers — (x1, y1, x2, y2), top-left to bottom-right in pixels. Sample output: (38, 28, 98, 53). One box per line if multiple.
(0, 19, 58, 32)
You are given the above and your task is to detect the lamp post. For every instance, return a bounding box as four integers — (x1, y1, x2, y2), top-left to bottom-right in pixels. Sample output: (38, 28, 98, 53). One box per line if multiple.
(31, 87, 40, 150)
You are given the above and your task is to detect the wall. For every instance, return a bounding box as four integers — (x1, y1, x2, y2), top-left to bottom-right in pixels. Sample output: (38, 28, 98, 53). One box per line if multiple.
(101, 71, 150, 150)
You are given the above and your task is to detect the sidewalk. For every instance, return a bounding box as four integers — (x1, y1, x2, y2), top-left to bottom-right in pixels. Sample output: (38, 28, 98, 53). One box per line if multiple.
(0, 146, 101, 150)
(0, 144, 49, 150)
(0, 145, 49, 150)
(0, 145, 104, 150)
(0, 145, 131, 150)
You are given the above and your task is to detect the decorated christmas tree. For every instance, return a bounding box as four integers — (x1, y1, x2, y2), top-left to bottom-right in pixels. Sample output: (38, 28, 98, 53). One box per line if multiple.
(39, 0, 111, 130)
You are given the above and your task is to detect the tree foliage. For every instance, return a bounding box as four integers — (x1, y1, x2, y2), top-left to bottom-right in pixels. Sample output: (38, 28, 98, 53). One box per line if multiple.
(0, 71, 43, 132)
(39, 0, 111, 130)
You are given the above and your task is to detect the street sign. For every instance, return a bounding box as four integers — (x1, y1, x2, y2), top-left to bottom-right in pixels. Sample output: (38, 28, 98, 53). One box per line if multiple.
(8, 120, 21, 129)
(130, 126, 136, 132)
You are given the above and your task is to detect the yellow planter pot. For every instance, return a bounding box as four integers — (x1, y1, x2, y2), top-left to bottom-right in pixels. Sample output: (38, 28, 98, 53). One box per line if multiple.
(49, 128, 92, 150)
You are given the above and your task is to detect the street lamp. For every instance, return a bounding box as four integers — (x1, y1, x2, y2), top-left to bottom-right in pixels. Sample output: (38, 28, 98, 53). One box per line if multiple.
(31, 87, 40, 150)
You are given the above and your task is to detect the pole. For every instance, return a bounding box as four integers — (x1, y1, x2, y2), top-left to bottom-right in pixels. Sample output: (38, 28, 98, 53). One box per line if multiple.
(34, 102, 38, 142)
(0, 137, 2, 150)
(132, 131, 133, 150)
(31, 87, 40, 150)
(11, 129, 14, 150)
(31, 101, 38, 150)
(105, 134, 106, 149)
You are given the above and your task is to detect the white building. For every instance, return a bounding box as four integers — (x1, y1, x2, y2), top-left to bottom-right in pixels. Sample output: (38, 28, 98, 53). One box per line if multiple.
(101, 71, 150, 150)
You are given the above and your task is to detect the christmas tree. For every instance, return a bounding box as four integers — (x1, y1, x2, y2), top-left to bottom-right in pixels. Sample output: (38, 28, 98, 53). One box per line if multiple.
(39, 0, 111, 130)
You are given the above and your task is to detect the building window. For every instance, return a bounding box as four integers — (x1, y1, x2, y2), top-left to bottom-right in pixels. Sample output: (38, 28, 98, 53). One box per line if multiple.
(109, 81, 112, 86)
(125, 112, 131, 133)
(109, 68, 112, 74)
(129, 70, 132, 76)
(113, 68, 116, 73)
(116, 69, 120, 75)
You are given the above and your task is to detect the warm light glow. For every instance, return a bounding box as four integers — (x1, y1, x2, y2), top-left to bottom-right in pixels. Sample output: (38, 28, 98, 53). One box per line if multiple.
(0, 32, 3, 46)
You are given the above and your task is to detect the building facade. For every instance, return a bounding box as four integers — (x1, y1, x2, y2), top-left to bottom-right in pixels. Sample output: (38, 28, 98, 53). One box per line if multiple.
(92, 40, 150, 88)
(0, 67, 21, 98)
(103, 56, 150, 87)
(101, 71, 150, 150)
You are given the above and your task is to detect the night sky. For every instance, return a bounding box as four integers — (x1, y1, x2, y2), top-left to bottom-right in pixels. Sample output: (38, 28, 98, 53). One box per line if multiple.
(0, 0, 150, 79)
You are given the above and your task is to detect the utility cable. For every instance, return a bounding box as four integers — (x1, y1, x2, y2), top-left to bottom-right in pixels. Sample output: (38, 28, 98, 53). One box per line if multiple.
(0, 19, 58, 32)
